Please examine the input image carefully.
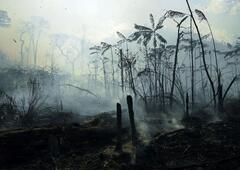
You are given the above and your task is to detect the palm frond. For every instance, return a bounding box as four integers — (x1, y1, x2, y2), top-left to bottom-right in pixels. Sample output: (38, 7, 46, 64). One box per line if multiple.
(149, 13, 155, 29)
(134, 24, 152, 31)
(116, 31, 126, 40)
(165, 10, 186, 18)
(156, 33, 167, 43)
(117, 39, 125, 45)
(102, 46, 111, 55)
(155, 16, 166, 30)
(129, 31, 143, 41)
(101, 42, 111, 48)
(137, 37, 143, 44)
(195, 9, 207, 22)
(201, 33, 210, 40)
(143, 34, 152, 46)
(89, 45, 101, 51)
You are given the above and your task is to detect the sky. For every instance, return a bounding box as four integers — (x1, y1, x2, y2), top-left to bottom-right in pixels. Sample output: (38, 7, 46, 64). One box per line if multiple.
(0, 0, 239, 73)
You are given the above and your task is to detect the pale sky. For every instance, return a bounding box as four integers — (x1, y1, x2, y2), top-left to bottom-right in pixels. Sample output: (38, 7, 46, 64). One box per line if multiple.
(0, 0, 239, 73)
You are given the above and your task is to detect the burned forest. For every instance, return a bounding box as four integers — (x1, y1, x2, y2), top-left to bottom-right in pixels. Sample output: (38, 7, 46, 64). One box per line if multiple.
(0, 0, 240, 169)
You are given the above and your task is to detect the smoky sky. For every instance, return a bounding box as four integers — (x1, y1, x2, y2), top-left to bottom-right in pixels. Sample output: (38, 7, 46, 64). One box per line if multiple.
(0, 0, 239, 73)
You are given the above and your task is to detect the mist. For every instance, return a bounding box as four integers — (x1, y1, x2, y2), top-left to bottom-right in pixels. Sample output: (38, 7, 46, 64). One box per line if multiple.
(0, 0, 240, 169)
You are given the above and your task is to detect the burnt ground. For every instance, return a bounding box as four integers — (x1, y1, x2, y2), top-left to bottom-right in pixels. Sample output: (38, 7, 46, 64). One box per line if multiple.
(0, 113, 240, 170)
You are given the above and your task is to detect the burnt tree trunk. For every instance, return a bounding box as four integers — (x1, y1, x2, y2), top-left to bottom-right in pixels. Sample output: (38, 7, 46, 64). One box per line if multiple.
(115, 103, 122, 152)
(127, 95, 137, 147)
(186, 0, 216, 110)
(127, 95, 138, 165)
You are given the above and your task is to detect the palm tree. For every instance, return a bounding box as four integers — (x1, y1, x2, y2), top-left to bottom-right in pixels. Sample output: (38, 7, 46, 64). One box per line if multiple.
(101, 42, 116, 88)
(89, 45, 109, 95)
(164, 10, 188, 108)
(186, 0, 216, 110)
(130, 13, 167, 100)
(116, 31, 131, 59)
(195, 9, 219, 74)
(116, 31, 131, 93)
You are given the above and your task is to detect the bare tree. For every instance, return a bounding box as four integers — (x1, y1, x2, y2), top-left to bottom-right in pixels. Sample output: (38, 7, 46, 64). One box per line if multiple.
(186, 0, 216, 110)
(51, 34, 83, 74)
(130, 13, 166, 102)
(19, 17, 48, 67)
(164, 10, 188, 108)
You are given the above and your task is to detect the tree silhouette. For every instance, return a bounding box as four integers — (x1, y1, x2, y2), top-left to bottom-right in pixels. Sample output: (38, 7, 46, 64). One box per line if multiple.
(130, 13, 167, 100)
(89, 45, 109, 95)
(164, 10, 188, 108)
(186, 0, 216, 110)
(101, 42, 116, 88)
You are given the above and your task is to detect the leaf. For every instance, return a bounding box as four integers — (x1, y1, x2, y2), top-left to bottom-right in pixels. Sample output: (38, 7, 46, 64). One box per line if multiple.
(102, 46, 111, 55)
(117, 39, 125, 45)
(149, 13, 155, 29)
(143, 33, 152, 46)
(155, 16, 166, 30)
(116, 31, 126, 40)
(137, 37, 143, 44)
(89, 45, 101, 51)
(134, 24, 152, 31)
(156, 33, 167, 43)
(195, 9, 207, 22)
(129, 31, 142, 41)
(101, 42, 111, 48)
(201, 33, 210, 40)
(165, 10, 186, 18)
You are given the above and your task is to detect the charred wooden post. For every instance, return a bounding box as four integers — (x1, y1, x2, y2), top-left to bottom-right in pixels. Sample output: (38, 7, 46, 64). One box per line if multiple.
(127, 95, 137, 164)
(127, 95, 137, 146)
(115, 103, 122, 152)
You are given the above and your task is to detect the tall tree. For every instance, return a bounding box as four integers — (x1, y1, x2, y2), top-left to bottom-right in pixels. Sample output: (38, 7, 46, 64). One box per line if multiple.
(164, 10, 188, 108)
(51, 34, 83, 74)
(186, 0, 216, 109)
(101, 42, 116, 88)
(195, 9, 219, 74)
(19, 17, 48, 67)
(89, 45, 109, 95)
(130, 13, 167, 100)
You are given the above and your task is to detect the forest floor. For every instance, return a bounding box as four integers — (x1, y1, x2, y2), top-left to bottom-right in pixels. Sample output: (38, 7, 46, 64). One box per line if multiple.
(0, 112, 240, 170)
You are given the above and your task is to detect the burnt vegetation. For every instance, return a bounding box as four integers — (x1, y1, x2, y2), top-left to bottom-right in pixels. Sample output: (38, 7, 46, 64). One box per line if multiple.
(0, 0, 240, 169)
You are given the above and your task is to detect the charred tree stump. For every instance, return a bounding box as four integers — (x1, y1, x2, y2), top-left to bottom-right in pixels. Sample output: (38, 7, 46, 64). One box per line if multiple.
(127, 95, 137, 146)
(127, 95, 137, 164)
(115, 103, 122, 152)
